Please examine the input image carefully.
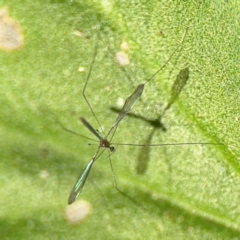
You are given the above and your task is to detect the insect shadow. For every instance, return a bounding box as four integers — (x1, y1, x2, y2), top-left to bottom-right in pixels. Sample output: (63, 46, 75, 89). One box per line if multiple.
(110, 67, 190, 174)
(59, 28, 221, 204)
(60, 30, 191, 204)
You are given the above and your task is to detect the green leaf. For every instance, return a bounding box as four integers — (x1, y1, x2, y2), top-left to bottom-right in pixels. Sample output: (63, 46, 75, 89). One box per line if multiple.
(1, 0, 240, 239)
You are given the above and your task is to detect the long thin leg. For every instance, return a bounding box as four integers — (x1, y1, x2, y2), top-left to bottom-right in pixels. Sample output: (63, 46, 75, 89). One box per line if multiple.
(82, 38, 104, 134)
(108, 153, 145, 206)
(144, 27, 188, 85)
(53, 113, 98, 142)
(109, 153, 118, 191)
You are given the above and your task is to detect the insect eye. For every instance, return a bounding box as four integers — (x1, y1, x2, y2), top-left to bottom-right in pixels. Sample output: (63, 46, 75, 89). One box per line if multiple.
(110, 146, 115, 152)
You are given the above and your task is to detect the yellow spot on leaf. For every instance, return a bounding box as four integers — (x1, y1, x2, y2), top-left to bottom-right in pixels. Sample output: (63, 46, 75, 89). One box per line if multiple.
(0, 8, 24, 51)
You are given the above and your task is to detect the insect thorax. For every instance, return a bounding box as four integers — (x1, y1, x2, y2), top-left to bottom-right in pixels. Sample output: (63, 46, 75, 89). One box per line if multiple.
(100, 138, 114, 152)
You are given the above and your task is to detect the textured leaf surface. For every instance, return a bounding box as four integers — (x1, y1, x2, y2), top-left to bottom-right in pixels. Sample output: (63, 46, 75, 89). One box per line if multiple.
(1, 1, 239, 239)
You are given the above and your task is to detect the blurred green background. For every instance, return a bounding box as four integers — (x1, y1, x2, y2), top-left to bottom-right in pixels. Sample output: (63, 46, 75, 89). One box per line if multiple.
(1, 0, 240, 239)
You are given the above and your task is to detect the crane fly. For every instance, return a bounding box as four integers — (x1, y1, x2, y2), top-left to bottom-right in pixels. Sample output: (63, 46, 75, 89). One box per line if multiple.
(67, 30, 187, 204)
(68, 84, 144, 204)
(66, 28, 221, 204)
